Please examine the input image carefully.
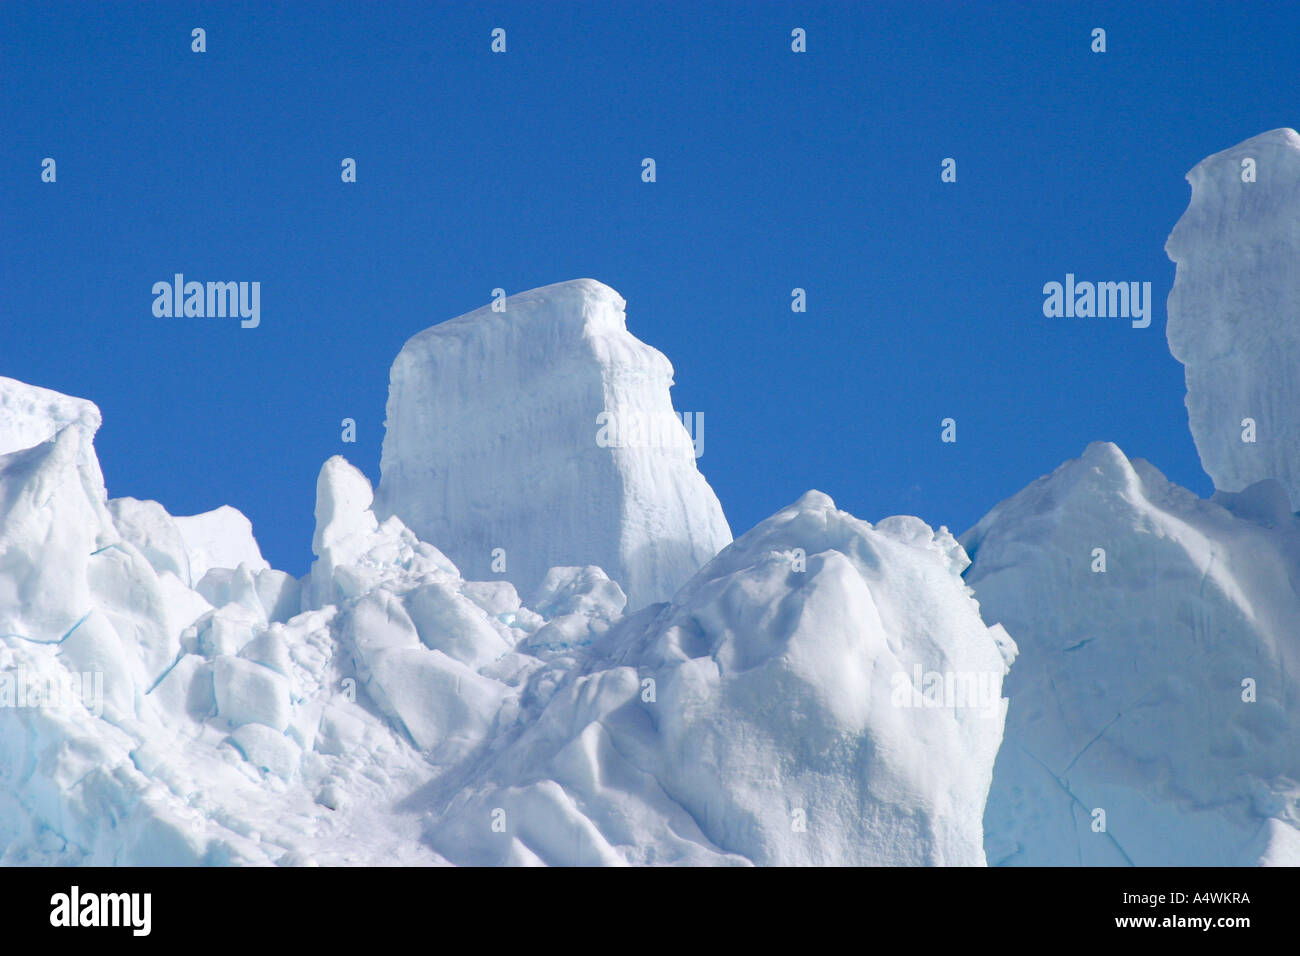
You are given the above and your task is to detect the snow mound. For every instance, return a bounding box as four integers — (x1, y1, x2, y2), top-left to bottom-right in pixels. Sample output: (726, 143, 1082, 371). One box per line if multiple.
(425, 490, 1014, 866)
(964, 442, 1300, 866)
(1166, 127, 1300, 507)
(374, 279, 732, 609)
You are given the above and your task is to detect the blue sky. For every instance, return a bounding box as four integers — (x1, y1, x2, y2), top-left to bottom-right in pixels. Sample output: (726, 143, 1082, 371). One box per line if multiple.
(3, 0, 1297, 575)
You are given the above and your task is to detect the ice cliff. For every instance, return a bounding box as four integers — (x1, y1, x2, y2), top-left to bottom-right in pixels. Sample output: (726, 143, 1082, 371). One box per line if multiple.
(1166, 127, 1300, 508)
(374, 279, 732, 610)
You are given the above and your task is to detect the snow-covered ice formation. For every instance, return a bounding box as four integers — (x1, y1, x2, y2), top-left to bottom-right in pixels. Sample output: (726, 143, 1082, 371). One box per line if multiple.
(0, 368, 1011, 865)
(1167, 127, 1300, 508)
(172, 507, 270, 586)
(0, 376, 102, 460)
(425, 492, 1014, 866)
(9, 118, 1300, 867)
(374, 279, 733, 609)
(950, 129, 1300, 867)
(965, 443, 1300, 866)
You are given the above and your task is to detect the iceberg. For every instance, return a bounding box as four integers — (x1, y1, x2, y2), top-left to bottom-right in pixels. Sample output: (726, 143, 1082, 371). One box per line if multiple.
(0, 362, 1012, 865)
(13, 117, 1300, 868)
(373, 279, 733, 609)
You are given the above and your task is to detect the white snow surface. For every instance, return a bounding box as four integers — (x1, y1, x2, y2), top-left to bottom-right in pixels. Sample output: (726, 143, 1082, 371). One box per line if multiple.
(374, 279, 733, 610)
(1167, 127, 1300, 507)
(0, 376, 104, 488)
(964, 442, 1300, 866)
(173, 506, 271, 585)
(0, 376, 101, 460)
(426, 492, 1014, 866)
(0, 380, 1011, 865)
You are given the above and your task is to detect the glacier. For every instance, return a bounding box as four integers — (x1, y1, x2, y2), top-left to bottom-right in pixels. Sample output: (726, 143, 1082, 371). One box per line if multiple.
(4, 127, 1300, 867)
(0, 300, 1011, 865)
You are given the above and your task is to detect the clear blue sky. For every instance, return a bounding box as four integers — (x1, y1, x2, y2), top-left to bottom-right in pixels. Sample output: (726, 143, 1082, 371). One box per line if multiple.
(3, 1, 1297, 575)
